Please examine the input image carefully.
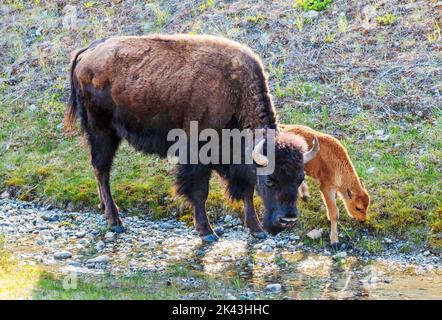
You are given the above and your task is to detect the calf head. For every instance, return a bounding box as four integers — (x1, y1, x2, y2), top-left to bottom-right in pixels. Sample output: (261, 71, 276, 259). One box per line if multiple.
(253, 132, 319, 235)
(342, 180, 370, 221)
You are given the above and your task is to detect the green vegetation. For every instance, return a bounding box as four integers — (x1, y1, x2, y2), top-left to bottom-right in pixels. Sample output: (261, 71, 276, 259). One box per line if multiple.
(0, 1, 440, 252)
(293, 0, 333, 12)
(376, 14, 398, 26)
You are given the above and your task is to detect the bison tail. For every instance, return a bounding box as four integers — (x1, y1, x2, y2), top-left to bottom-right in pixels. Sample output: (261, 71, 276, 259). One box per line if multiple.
(65, 47, 88, 134)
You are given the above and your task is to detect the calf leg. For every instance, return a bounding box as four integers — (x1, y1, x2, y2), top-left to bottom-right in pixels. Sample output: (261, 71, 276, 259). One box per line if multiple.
(87, 128, 123, 232)
(320, 186, 339, 247)
(298, 181, 310, 201)
(176, 164, 218, 243)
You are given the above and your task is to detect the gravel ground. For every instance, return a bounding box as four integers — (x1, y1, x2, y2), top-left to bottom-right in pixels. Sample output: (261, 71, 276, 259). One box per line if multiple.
(1, 198, 440, 280)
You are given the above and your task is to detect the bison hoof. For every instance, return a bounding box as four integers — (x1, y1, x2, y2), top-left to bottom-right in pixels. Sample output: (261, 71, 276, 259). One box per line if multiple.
(112, 225, 126, 234)
(252, 231, 267, 240)
(201, 233, 219, 243)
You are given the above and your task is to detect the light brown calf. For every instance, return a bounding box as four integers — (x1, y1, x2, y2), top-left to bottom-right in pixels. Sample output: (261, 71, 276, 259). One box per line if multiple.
(281, 124, 370, 246)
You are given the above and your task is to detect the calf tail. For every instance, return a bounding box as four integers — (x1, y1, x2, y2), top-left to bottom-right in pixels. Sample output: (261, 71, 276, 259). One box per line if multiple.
(65, 47, 88, 134)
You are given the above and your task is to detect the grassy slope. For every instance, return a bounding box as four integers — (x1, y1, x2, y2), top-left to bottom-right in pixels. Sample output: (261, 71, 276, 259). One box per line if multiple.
(0, 0, 441, 250)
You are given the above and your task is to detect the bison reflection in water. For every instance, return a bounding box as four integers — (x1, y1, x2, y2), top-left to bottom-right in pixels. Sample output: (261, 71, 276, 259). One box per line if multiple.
(66, 35, 319, 242)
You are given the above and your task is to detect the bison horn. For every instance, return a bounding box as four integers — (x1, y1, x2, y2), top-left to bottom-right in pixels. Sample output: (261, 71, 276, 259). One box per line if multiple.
(303, 136, 319, 164)
(252, 139, 269, 167)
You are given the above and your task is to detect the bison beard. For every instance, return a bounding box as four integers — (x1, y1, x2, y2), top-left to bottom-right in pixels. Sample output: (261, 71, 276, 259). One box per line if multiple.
(66, 35, 314, 242)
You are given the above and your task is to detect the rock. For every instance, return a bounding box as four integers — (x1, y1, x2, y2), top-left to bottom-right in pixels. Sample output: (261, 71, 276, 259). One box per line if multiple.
(68, 261, 81, 267)
(160, 222, 173, 229)
(303, 10, 319, 19)
(214, 226, 224, 235)
(37, 239, 44, 246)
(75, 231, 86, 238)
(423, 250, 431, 256)
(306, 228, 322, 239)
(262, 244, 273, 253)
(54, 251, 72, 260)
(333, 251, 347, 259)
(383, 277, 392, 284)
(0, 191, 10, 199)
(374, 129, 385, 136)
(86, 255, 110, 264)
(368, 276, 378, 284)
(104, 231, 115, 242)
(224, 215, 233, 223)
(226, 293, 237, 300)
(384, 237, 392, 244)
(265, 283, 282, 293)
(95, 240, 105, 251)
(366, 167, 376, 174)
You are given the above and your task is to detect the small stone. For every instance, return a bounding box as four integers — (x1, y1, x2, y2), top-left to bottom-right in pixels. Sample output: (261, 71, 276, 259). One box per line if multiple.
(75, 231, 86, 238)
(37, 239, 44, 246)
(368, 276, 378, 284)
(303, 10, 319, 19)
(86, 255, 110, 264)
(265, 283, 282, 293)
(384, 237, 392, 244)
(68, 261, 81, 267)
(306, 228, 322, 239)
(374, 129, 385, 136)
(226, 293, 237, 300)
(104, 231, 115, 242)
(262, 244, 273, 253)
(383, 277, 392, 284)
(423, 250, 431, 256)
(0, 191, 10, 199)
(95, 240, 105, 251)
(214, 226, 224, 235)
(333, 251, 347, 259)
(366, 167, 376, 174)
(54, 251, 72, 260)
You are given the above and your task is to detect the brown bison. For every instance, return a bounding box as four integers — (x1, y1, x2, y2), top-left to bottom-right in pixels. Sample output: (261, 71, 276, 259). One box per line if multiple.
(281, 124, 370, 247)
(66, 34, 318, 242)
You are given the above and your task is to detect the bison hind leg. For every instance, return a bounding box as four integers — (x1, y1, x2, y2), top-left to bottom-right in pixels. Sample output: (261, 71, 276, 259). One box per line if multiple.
(86, 126, 123, 232)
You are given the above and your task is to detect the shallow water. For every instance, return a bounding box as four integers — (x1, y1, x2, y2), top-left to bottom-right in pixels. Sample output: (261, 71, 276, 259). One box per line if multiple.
(1, 200, 441, 300)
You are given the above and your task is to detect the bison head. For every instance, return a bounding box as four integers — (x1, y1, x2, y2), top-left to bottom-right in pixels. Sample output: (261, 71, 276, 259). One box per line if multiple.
(253, 132, 319, 235)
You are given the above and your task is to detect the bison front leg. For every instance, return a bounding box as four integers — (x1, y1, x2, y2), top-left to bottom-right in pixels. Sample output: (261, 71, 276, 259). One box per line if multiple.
(320, 186, 339, 249)
(243, 195, 266, 239)
(176, 164, 218, 243)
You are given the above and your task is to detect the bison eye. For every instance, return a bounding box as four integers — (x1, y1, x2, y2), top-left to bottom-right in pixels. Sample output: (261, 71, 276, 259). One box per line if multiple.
(266, 177, 275, 188)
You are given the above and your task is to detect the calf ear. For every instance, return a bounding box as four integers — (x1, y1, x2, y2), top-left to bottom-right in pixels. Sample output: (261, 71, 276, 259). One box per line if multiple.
(347, 189, 352, 199)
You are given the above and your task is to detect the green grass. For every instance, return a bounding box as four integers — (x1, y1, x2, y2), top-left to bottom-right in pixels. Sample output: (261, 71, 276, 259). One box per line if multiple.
(0, 0, 440, 252)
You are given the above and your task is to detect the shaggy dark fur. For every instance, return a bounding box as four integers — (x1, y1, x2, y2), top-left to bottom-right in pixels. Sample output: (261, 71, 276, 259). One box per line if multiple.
(66, 34, 307, 238)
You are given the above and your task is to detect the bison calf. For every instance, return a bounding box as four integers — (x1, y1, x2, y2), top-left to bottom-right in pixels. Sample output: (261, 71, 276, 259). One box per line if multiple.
(281, 124, 370, 247)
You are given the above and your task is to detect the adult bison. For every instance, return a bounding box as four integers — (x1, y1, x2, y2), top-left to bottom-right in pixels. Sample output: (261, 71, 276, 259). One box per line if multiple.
(66, 34, 318, 242)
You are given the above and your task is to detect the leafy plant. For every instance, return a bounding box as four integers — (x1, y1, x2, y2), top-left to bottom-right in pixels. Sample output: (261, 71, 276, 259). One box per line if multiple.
(293, 0, 333, 12)
(376, 13, 397, 26)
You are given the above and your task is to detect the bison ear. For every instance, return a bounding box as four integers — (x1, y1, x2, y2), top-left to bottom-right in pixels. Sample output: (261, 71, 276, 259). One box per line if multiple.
(347, 189, 352, 199)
